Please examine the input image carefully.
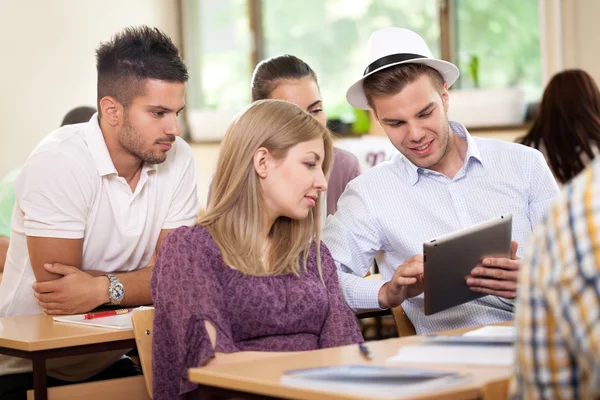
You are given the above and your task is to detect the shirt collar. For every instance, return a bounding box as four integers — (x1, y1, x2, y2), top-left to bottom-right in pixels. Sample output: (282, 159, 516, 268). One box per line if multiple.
(402, 120, 485, 186)
(84, 113, 158, 177)
(451, 120, 484, 169)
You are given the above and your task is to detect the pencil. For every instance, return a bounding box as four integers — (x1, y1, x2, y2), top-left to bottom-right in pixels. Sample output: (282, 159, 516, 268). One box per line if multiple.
(359, 342, 373, 360)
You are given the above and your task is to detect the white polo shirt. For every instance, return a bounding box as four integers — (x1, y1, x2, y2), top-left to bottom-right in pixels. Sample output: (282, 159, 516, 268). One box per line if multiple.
(0, 115, 199, 378)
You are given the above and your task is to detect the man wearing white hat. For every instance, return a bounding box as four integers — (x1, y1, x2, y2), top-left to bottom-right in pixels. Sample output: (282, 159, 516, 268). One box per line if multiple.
(322, 27, 559, 334)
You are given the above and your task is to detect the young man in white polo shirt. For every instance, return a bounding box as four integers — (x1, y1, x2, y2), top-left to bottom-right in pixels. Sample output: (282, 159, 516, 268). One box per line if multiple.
(0, 26, 199, 398)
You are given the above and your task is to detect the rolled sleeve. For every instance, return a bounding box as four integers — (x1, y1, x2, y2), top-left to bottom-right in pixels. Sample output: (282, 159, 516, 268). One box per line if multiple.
(16, 152, 91, 239)
(337, 268, 386, 311)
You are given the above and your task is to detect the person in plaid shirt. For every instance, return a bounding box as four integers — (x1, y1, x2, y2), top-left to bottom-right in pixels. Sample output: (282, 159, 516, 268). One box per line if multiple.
(512, 160, 600, 399)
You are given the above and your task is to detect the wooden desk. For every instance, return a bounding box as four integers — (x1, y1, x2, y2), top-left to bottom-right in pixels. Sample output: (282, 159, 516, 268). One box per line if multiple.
(0, 313, 135, 400)
(188, 324, 513, 400)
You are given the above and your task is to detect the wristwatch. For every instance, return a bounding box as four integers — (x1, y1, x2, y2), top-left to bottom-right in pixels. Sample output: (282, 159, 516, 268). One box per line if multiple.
(106, 274, 125, 305)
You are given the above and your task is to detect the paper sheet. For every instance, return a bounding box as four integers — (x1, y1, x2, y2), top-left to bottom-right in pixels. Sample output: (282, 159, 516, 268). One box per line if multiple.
(52, 306, 153, 330)
(53, 313, 133, 330)
(387, 343, 513, 366)
(387, 326, 515, 366)
(462, 325, 515, 338)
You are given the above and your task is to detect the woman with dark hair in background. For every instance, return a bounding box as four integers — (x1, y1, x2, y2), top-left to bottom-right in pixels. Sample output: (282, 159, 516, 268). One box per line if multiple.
(250, 55, 360, 216)
(519, 69, 600, 184)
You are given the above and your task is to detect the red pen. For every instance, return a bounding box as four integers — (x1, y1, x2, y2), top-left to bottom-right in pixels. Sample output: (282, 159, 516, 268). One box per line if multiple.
(84, 308, 134, 320)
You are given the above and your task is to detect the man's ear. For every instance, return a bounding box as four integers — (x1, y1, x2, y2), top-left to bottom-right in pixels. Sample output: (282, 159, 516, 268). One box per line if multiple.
(441, 82, 449, 113)
(253, 147, 270, 179)
(99, 96, 122, 127)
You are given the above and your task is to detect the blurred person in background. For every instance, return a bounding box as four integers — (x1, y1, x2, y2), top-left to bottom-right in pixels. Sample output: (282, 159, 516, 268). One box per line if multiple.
(519, 69, 600, 184)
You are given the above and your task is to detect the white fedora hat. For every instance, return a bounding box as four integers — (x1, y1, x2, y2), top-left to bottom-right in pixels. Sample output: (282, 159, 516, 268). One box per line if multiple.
(347, 27, 460, 110)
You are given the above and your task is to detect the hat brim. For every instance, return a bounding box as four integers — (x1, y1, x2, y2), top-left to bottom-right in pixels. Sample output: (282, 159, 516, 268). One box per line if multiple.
(346, 58, 460, 110)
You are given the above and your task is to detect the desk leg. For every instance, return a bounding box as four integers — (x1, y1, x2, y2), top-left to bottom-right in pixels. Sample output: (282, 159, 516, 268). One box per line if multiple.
(31, 354, 47, 400)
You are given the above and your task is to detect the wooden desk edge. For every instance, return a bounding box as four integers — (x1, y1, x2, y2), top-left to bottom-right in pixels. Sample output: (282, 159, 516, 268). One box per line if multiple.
(190, 368, 367, 400)
(189, 367, 486, 400)
(0, 329, 134, 352)
(188, 322, 514, 400)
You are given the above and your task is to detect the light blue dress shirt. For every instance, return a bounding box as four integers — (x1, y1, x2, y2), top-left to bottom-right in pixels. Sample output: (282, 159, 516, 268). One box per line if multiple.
(322, 121, 559, 334)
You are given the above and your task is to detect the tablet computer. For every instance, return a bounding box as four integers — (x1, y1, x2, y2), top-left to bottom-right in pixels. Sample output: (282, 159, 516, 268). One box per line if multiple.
(423, 214, 512, 315)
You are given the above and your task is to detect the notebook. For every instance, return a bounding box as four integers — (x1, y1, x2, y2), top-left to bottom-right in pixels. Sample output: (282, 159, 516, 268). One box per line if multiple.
(280, 365, 469, 399)
(52, 306, 152, 330)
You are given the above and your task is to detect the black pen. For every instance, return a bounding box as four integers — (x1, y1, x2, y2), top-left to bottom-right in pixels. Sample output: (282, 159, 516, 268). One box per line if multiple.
(359, 343, 373, 360)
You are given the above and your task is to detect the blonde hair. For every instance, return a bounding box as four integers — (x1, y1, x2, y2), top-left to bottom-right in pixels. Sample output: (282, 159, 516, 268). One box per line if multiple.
(200, 99, 333, 278)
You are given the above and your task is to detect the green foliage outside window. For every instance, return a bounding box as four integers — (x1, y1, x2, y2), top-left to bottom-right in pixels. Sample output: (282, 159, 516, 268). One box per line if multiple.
(186, 0, 541, 112)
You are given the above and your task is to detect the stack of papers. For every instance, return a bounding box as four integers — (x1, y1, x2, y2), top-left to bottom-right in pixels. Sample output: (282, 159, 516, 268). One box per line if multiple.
(387, 326, 515, 366)
(53, 313, 133, 330)
(280, 365, 469, 399)
(52, 306, 153, 330)
(463, 325, 515, 339)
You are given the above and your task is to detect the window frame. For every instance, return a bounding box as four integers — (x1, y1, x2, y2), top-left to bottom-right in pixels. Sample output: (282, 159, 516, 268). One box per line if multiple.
(183, 0, 542, 142)
(246, 0, 456, 70)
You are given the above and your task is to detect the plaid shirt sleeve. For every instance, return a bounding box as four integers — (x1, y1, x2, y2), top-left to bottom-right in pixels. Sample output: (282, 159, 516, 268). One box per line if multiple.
(512, 167, 600, 399)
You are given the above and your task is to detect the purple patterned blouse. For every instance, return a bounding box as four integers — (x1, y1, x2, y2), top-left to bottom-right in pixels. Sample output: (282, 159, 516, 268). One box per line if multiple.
(151, 225, 363, 399)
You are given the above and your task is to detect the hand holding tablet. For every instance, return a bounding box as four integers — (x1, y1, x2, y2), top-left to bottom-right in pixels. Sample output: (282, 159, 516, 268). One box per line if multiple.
(466, 240, 520, 299)
(422, 215, 513, 315)
(377, 215, 516, 313)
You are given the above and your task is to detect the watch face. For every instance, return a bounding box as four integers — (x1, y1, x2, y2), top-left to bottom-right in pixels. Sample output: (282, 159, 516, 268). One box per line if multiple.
(110, 283, 125, 301)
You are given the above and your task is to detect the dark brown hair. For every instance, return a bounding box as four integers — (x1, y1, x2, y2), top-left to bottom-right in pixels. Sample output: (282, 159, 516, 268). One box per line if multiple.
(60, 106, 96, 126)
(251, 55, 318, 101)
(519, 69, 600, 183)
(363, 63, 444, 109)
(95, 26, 188, 117)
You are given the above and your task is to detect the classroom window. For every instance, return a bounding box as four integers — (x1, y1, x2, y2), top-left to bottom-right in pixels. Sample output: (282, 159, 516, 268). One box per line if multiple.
(262, 0, 439, 121)
(183, 0, 542, 127)
(453, 0, 542, 101)
(184, 0, 252, 110)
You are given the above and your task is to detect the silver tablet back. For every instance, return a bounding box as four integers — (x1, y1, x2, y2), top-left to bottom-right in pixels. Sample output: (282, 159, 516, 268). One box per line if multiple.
(423, 214, 512, 316)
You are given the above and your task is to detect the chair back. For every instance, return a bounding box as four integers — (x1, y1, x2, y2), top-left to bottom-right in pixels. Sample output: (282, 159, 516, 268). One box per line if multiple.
(391, 305, 416, 337)
(132, 308, 155, 399)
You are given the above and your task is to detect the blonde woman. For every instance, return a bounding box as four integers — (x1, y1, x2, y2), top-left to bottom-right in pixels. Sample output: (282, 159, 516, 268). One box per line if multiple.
(151, 100, 363, 399)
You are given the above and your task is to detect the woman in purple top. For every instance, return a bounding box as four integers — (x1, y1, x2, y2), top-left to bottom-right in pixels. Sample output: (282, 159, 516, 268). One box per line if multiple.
(151, 100, 363, 399)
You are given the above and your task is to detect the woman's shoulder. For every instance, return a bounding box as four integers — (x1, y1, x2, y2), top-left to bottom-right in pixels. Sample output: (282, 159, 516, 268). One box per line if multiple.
(162, 224, 209, 244)
(312, 240, 332, 257)
(333, 147, 360, 165)
(332, 147, 360, 178)
(160, 224, 222, 262)
(305, 240, 336, 275)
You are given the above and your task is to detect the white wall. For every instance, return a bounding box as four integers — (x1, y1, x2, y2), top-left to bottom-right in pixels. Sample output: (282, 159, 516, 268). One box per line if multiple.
(539, 0, 600, 86)
(561, 0, 600, 85)
(4, 0, 600, 205)
(0, 0, 180, 178)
